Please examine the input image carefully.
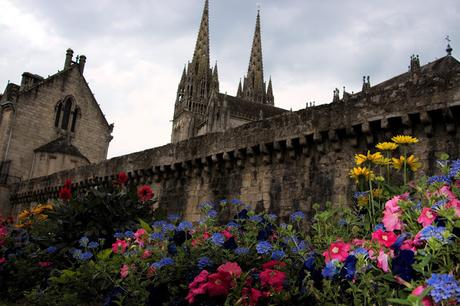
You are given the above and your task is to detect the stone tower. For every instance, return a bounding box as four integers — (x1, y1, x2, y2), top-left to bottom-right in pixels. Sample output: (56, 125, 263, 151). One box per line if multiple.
(171, 0, 216, 143)
(237, 10, 274, 105)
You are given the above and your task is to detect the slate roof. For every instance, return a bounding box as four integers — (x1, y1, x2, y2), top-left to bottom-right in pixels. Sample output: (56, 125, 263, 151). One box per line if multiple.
(34, 137, 89, 162)
(217, 93, 287, 120)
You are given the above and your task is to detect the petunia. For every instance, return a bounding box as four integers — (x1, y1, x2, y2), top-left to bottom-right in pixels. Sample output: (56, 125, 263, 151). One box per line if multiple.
(377, 250, 389, 272)
(322, 240, 351, 263)
(206, 272, 232, 297)
(260, 269, 286, 292)
(120, 264, 129, 279)
(417, 208, 437, 227)
(117, 172, 128, 186)
(372, 229, 398, 248)
(411, 285, 432, 306)
(58, 187, 72, 201)
(137, 185, 154, 202)
(217, 262, 242, 278)
(112, 239, 128, 254)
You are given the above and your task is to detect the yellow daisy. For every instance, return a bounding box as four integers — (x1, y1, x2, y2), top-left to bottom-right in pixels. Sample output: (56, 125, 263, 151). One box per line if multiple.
(349, 167, 375, 182)
(391, 135, 419, 145)
(392, 155, 422, 171)
(375, 142, 399, 151)
(355, 151, 384, 165)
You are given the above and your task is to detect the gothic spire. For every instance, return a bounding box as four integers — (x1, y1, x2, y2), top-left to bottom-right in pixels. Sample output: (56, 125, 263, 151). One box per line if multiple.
(241, 9, 267, 104)
(191, 0, 210, 74)
(237, 79, 243, 98)
(212, 61, 219, 92)
(266, 77, 274, 105)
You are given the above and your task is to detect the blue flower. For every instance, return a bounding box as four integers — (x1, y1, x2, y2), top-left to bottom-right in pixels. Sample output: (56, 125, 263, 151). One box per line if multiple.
(227, 221, 239, 228)
(163, 223, 176, 233)
(353, 191, 369, 199)
(290, 211, 305, 222)
(340, 255, 357, 280)
(113, 232, 124, 239)
(152, 220, 167, 228)
(304, 254, 317, 271)
(322, 260, 339, 279)
(177, 221, 193, 231)
(150, 232, 164, 241)
(234, 247, 250, 255)
(426, 273, 460, 303)
(256, 241, 272, 255)
(432, 199, 448, 211)
(448, 159, 460, 178)
(167, 214, 181, 223)
(373, 223, 385, 231)
(88, 241, 99, 249)
(351, 247, 368, 257)
(419, 226, 450, 244)
(197, 257, 213, 270)
(210, 233, 225, 246)
(427, 175, 452, 185)
(265, 214, 277, 222)
(46, 246, 58, 254)
(271, 250, 286, 260)
(291, 240, 306, 254)
(230, 199, 244, 206)
(152, 257, 174, 269)
(391, 250, 415, 282)
(207, 210, 218, 218)
(249, 215, 263, 223)
(80, 251, 93, 261)
(124, 231, 135, 238)
(79, 236, 89, 247)
(198, 201, 215, 210)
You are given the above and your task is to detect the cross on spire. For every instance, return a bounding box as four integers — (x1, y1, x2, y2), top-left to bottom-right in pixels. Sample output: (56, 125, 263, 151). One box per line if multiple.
(445, 35, 453, 56)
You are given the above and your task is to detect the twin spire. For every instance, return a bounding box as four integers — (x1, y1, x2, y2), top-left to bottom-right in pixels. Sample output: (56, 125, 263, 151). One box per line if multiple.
(184, 0, 273, 107)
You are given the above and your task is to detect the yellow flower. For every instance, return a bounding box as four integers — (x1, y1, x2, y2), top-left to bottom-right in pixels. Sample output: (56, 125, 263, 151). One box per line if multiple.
(349, 167, 375, 182)
(357, 196, 369, 208)
(18, 210, 31, 221)
(373, 157, 391, 166)
(372, 188, 383, 199)
(391, 135, 419, 145)
(355, 151, 384, 165)
(376, 142, 399, 151)
(392, 155, 422, 171)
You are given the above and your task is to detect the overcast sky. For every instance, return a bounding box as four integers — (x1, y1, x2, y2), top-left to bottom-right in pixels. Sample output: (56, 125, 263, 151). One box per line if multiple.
(1, 0, 459, 158)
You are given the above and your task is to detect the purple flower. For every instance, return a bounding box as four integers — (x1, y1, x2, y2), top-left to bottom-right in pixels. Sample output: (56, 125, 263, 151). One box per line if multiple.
(177, 221, 193, 231)
(426, 273, 460, 303)
(234, 247, 249, 255)
(197, 257, 213, 270)
(271, 250, 286, 260)
(290, 211, 305, 222)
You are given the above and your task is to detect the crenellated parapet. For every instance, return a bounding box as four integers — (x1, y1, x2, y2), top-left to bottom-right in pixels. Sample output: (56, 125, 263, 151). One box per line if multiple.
(9, 55, 460, 218)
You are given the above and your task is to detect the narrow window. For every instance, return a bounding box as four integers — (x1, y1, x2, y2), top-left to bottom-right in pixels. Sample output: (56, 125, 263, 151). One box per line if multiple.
(54, 103, 62, 127)
(61, 99, 72, 130)
(71, 108, 79, 132)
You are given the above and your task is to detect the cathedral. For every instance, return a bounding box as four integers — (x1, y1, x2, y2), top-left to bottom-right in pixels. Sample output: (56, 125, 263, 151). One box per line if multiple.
(171, 0, 287, 143)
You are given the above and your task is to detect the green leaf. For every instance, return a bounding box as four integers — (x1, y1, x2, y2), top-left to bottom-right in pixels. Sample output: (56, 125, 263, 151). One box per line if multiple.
(97, 248, 112, 261)
(138, 218, 152, 233)
(386, 298, 412, 305)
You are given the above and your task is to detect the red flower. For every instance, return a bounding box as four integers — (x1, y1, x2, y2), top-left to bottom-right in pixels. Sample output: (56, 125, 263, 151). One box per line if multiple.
(372, 229, 398, 248)
(64, 179, 72, 188)
(137, 185, 154, 202)
(0, 257, 6, 264)
(417, 208, 437, 227)
(38, 261, 52, 268)
(203, 232, 211, 240)
(186, 270, 210, 304)
(112, 239, 128, 254)
(206, 272, 232, 297)
(117, 172, 128, 186)
(58, 187, 72, 201)
(222, 230, 233, 239)
(243, 287, 268, 306)
(322, 240, 351, 263)
(261, 260, 286, 270)
(260, 269, 286, 292)
(217, 262, 242, 278)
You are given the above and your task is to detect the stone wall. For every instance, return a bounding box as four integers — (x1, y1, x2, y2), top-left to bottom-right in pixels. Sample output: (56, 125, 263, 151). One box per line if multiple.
(9, 80, 460, 219)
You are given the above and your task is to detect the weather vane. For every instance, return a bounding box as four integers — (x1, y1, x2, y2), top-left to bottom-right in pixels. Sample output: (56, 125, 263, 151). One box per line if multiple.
(445, 35, 453, 56)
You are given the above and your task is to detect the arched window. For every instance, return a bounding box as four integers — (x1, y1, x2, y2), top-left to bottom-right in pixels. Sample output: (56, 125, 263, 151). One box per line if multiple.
(54, 102, 62, 127)
(61, 99, 72, 130)
(71, 107, 79, 132)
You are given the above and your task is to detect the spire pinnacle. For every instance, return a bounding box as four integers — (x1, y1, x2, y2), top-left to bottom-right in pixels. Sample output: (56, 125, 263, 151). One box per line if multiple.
(446, 35, 453, 56)
(241, 9, 266, 104)
(237, 79, 243, 97)
(266, 77, 274, 105)
(192, 0, 210, 73)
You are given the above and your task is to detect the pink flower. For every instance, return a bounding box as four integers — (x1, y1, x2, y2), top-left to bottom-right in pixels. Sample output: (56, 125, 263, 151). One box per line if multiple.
(417, 208, 437, 227)
(411, 285, 432, 306)
(260, 269, 286, 292)
(221, 230, 233, 239)
(372, 229, 398, 248)
(142, 250, 152, 259)
(217, 262, 242, 278)
(186, 270, 210, 304)
(0, 257, 6, 264)
(134, 229, 146, 246)
(377, 250, 389, 272)
(38, 261, 52, 268)
(400, 239, 417, 252)
(120, 264, 129, 279)
(382, 210, 403, 231)
(446, 198, 460, 218)
(112, 239, 128, 254)
(322, 241, 351, 263)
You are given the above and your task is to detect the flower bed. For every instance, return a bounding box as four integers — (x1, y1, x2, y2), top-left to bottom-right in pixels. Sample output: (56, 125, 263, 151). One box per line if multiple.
(0, 136, 459, 305)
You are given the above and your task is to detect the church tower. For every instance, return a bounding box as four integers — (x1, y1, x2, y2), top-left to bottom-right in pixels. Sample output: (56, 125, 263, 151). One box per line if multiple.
(171, 0, 216, 142)
(238, 10, 274, 105)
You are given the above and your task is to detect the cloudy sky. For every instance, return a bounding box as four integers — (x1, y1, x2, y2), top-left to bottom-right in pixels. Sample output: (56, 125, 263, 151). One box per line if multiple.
(0, 0, 459, 158)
